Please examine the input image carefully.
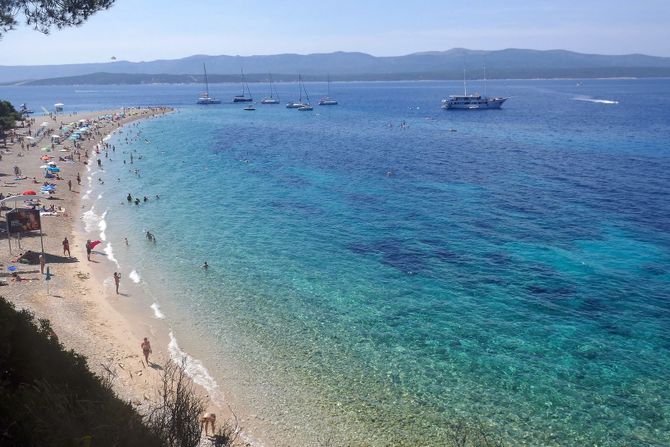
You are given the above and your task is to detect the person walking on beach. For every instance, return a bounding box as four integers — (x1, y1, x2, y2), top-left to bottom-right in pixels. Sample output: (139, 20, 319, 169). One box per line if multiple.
(85, 239, 92, 261)
(141, 337, 152, 365)
(62, 237, 70, 257)
(68, 179, 72, 191)
(113, 272, 121, 294)
(200, 413, 216, 436)
(76, 173, 81, 185)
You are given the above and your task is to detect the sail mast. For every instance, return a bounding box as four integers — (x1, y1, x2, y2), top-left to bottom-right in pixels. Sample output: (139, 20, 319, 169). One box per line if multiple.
(203, 63, 210, 96)
(298, 74, 302, 102)
(303, 76, 310, 103)
(463, 67, 467, 96)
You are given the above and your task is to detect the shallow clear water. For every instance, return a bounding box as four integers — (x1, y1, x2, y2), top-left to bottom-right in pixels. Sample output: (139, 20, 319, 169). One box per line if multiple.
(3, 80, 669, 445)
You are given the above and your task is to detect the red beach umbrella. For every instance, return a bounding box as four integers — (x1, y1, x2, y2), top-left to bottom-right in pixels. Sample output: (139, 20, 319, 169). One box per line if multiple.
(22, 190, 37, 195)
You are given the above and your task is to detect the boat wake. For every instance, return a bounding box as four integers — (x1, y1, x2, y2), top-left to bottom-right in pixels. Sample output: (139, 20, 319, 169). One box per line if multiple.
(573, 95, 619, 104)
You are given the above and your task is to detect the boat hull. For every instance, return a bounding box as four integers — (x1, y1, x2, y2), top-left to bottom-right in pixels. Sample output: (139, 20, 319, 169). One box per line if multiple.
(233, 97, 253, 103)
(441, 97, 508, 110)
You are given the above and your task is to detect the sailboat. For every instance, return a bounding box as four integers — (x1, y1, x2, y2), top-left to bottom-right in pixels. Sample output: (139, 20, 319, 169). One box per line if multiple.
(286, 75, 307, 109)
(233, 69, 253, 102)
(318, 75, 338, 105)
(197, 63, 221, 105)
(261, 73, 280, 104)
(297, 76, 313, 111)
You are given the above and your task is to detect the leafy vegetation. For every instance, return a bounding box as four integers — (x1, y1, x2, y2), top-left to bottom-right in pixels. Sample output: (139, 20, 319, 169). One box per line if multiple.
(0, 100, 21, 132)
(0, 0, 115, 38)
(0, 296, 160, 446)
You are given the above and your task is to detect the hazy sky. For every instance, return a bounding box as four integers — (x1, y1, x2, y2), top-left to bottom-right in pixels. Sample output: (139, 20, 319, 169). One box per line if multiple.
(1, 0, 668, 65)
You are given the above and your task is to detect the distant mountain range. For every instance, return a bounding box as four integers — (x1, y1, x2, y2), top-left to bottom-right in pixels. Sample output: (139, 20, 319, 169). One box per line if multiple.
(2, 48, 670, 85)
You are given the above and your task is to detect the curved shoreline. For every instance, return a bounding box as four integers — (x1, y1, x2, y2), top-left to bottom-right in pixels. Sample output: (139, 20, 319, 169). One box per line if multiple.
(0, 107, 254, 445)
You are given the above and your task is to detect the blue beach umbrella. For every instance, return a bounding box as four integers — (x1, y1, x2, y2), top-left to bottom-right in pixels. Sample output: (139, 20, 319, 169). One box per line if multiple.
(47, 167, 60, 172)
(7, 266, 16, 272)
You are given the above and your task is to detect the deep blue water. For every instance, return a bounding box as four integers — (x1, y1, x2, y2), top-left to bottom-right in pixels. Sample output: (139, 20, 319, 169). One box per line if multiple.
(3, 80, 669, 445)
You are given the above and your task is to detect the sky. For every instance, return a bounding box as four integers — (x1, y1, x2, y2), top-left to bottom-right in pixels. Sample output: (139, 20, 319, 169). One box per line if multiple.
(0, 0, 669, 65)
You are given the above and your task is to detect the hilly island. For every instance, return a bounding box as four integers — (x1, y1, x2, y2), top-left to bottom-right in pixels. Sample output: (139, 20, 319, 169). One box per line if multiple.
(3, 48, 670, 85)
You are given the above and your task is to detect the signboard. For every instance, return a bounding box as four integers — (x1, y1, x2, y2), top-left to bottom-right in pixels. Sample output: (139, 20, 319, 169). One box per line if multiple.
(6, 209, 41, 234)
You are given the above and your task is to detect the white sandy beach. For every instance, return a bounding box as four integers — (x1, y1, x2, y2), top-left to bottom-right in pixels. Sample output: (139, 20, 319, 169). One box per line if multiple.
(0, 107, 244, 445)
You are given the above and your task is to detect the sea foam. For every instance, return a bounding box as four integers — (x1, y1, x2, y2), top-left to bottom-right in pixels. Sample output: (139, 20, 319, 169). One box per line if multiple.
(150, 303, 165, 319)
(104, 243, 120, 268)
(82, 206, 99, 233)
(98, 210, 108, 241)
(129, 270, 141, 283)
(168, 332, 223, 401)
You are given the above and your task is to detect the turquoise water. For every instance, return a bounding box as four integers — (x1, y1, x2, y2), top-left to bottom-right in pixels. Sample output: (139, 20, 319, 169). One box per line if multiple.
(5, 80, 669, 445)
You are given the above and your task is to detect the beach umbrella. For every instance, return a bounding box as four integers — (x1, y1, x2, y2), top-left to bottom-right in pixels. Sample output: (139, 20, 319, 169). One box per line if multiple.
(7, 266, 16, 272)
(40, 122, 50, 127)
(47, 167, 60, 172)
(22, 190, 37, 195)
(40, 164, 49, 169)
(40, 147, 51, 152)
(25, 136, 35, 140)
(40, 155, 51, 161)
(89, 240, 102, 249)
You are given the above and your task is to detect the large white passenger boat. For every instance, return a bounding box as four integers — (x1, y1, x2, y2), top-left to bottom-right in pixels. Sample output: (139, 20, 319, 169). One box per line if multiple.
(441, 94, 508, 110)
(442, 67, 508, 110)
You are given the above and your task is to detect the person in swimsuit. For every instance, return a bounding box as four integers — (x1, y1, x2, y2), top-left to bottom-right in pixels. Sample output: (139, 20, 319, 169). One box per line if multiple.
(85, 240, 92, 261)
(200, 413, 216, 436)
(62, 237, 70, 257)
(141, 337, 152, 364)
(113, 272, 121, 294)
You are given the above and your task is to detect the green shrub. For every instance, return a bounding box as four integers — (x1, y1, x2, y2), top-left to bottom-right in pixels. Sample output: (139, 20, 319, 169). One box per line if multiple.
(0, 296, 162, 447)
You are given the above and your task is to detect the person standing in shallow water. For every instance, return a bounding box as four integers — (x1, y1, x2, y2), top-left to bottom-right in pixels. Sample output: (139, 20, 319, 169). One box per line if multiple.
(141, 337, 152, 365)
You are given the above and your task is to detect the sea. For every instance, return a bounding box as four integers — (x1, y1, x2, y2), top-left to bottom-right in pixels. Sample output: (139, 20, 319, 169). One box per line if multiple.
(2, 79, 669, 446)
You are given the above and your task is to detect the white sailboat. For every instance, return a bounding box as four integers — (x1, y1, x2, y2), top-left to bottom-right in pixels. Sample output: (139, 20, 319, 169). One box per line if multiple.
(287, 74, 308, 109)
(297, 76, 313, 111)
(318, 75, 338, 105)
(197, 63, 221, 105)
(233, 69, 253, 103)
(261, 73, 280, 104)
